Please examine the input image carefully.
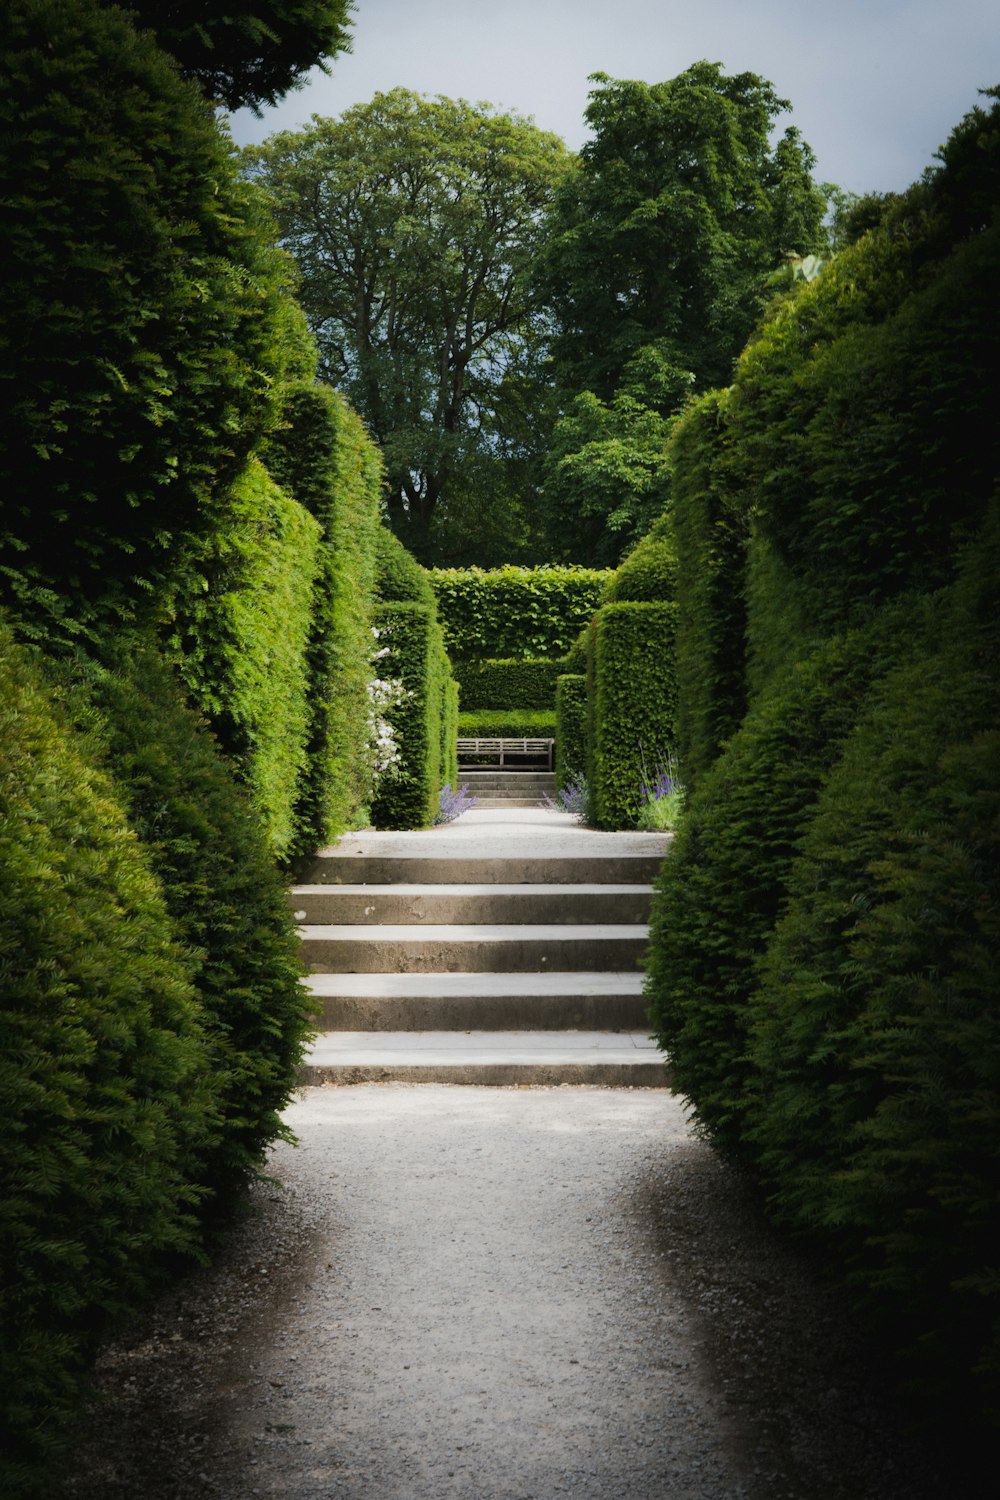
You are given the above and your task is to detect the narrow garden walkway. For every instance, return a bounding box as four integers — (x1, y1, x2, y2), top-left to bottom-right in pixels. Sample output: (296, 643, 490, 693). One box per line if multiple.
(55, 808, 961, 1500)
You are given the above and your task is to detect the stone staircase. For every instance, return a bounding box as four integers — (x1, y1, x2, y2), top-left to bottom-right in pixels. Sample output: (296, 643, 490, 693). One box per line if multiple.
(292, 809, 670, 1087)
(455, 769, 557, 808)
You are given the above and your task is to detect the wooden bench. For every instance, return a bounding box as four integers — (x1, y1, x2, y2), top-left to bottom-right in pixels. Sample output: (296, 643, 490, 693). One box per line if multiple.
(456, 737, 555, 771)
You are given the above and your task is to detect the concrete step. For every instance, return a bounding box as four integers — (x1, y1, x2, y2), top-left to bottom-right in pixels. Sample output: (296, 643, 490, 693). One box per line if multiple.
(301, 854, 666, 885)
(458, 780, 560, 792)
(299, 922, 649, 973)
(306, 971, 648, 1030)
(299, 1030, 669, 1087)
(291, 883, 653, 925)
(473, 796, 551, 808)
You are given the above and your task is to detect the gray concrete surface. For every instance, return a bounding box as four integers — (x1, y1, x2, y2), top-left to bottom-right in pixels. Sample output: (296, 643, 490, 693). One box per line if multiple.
(299, 923, 650, 973)
(302, 1031, 666, 1085)
(57, 1085, 958, 1500)
(311, 806, 672, 860)
(306, 971, 647, 1031)
(291, 884, 653, 925)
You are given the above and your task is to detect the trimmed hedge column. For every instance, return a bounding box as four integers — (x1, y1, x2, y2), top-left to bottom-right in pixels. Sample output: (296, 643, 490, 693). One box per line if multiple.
(555, 674, 588, 790)
(590, 602, 678, 829)
(370, 602, 451, 830)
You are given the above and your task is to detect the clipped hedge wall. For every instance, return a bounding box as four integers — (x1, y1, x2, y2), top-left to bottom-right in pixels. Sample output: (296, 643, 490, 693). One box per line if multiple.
(601, 514, 678, 603)
(65, 643, 311, 1195)
(670, 389, 749, 790)
(0, 623, 212, 1487)
(457, 709, 557, 738)
(454, 657, 561, 711)
(169, 459, 321, 861)
(265, 383, 384, 852)
(646, 623, 902, 1157)
(429, 565, 610, 661)
(745, 526, 1000, 1410)
(555, 674, 587, 790)
(589, 602, 678, 829)
(0, 0, 293, 636)
(370, 603, 451, 830)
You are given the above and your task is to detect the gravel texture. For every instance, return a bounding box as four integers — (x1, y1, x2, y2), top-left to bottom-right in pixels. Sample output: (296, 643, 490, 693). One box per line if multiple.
(56, 1085, 963, 1500)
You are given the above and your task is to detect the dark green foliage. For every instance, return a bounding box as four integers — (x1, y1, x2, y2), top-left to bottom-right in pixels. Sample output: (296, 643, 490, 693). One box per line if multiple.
(538, 64, 827, 405)
(562, 627, 590, 674)
(369, 603, 450, 831)
(590, 602, 678, 829)
(457, 709, 556, 738)
(264, 383, 384, 851)
(376, 526, 439, 607)
(602, 515, 678, 602)
(441, 677, 460, 792)
(646, 624, 907, 1158)
(0, 622, 213, 1487)
(119, 1, 353, 112)
(62, 641, 312, 1196)
(429, 565, 610, 661)
(555, 675, 588, 790)
(168, 461, 321, 861)
(669, 390, 749, 788)
(0, 0, 294, 636)
(746, 530, 1000, 1411)
(454, 658, 561, 711)
(244, 91, 571, 555)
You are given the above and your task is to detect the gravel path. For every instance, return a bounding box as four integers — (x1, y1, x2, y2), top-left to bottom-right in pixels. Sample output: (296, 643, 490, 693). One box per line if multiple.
(57, 1086, 960, 1500)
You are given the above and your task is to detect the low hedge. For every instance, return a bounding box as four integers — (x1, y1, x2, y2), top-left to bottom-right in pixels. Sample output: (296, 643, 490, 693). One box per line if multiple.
(457, 709, 556, 738)
(555, 675, 587, 790)
(265, 383, 384, 852)
(169, 459, 321, 861)
(0, 623, 213, 1488)
(429, 564, 610, 660)
(454, 657, 561, 711)
(589, 602, 678, 829)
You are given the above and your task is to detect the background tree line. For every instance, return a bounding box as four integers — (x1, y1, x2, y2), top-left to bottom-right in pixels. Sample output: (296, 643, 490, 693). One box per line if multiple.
(245, 61, 833, 567)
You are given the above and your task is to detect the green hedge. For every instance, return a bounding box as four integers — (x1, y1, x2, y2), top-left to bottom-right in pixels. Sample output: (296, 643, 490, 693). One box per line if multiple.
(428, 564, 609, 660)
(0, 624, 212, 1488)
(589, 602, 678, 829)
(454, 657, 561, 710)
(745, 528, 999, 1410)
(646, 624, 902, 1156)
(0, 0, 294, 638)
(670, 390, 749, 790)
(457, 709, 557, 738)
(441, 677, 460, 791)
(369, 603, 451, 830)
(601, 514, 678, 603)
(376, 526, 439, 607)
(264, 383, 384, 853)
(555, 675, 587, 790)
(169, 459, 321, 861)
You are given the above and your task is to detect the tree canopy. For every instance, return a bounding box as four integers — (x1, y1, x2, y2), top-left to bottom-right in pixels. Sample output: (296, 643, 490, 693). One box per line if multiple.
(539, 64, 828, 404)
(534, 63, 828, 562)
(119, 1, 354, 112)
(243, 89, 572, 561)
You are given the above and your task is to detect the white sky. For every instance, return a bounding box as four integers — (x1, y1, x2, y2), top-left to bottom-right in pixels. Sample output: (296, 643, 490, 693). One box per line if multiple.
(228, 0, 1000, 195)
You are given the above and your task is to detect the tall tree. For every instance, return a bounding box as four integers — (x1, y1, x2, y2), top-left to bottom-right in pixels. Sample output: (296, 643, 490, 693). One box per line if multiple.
(244, 90, 571, 560)
(539, 64, 828, 403)
(536, 64, 828, 561)
(118, 2, 354, 111)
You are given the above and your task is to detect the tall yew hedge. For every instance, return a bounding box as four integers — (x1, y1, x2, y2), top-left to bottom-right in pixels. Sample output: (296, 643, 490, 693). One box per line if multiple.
(647, 91, 1000, 1421)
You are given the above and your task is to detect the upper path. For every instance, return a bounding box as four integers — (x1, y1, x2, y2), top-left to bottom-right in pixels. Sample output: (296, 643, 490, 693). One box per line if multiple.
(320, 804, 672, 859)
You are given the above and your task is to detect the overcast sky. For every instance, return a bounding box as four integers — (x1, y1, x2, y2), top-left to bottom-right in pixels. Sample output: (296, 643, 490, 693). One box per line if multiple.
(228, 0, 999, 195)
